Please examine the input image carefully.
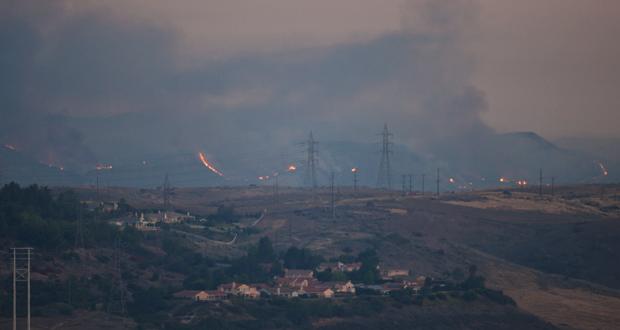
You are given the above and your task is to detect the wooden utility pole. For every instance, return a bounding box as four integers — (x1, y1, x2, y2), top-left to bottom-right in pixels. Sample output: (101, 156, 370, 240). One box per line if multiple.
(12, 247, 33, 330)
(539, 168, 543, 197)
(330, 172, 336, 219)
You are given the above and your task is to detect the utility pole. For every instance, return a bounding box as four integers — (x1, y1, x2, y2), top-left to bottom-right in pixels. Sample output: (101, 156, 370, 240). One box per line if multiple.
(12, 247, 32, 330)
(108, 237, 127, 315)
(163, 173, 171, 212)
(539, 168, 543, 197)
(288, 219, 293, 244)
(97, 174, 100, 202)
(273, 174, 279, 206)
(421, 174, 425, 196)
(408, 174, 413, 194)
(75, 203, 85, 249)
(304, 132, 319, 188)
(377, 124, 393, 189)
(352, 168, 358, 192)
(96, 173, 100, 207)
(330, 172, 336, 219)
(436, 168, 440, 197)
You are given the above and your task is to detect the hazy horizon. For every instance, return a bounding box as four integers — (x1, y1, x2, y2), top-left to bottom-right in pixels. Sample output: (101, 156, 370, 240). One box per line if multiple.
(1, 0, 619, 186)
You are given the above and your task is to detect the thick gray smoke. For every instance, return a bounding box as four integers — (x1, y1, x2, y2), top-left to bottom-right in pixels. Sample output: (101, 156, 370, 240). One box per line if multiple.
(0, 0, 605, 186)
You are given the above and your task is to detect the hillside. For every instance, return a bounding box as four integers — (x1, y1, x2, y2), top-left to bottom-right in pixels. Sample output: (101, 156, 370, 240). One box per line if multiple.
(0, 183, 566, 329)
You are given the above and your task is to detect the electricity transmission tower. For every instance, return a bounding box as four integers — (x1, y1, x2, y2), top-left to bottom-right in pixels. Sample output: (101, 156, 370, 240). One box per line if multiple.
(408, 174, 413, 194)
(163, 173, 171, 212)
(304, 132, 319, 188)
(288, 219, 293, 244)
(330, 172, 336, 219)
(376, 124, 393, 189)
(75, 203, 85, 249)
(107, 237, 127, 315)
(12, 247, 33, 330)
(436, 168, 440, 196)
(96, 173, 100, 204)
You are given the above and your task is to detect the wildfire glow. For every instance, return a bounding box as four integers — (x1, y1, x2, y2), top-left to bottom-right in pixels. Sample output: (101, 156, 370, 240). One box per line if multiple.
(3, 144, 17, 151)
(598, 162, 609, 176)
(198, 152, 224, 177)
(288, 165, 297, 172)
(95, 164, 113, 171)
(46, 163, 64, 171)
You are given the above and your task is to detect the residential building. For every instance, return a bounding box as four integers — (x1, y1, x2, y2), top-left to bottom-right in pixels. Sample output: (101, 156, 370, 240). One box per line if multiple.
(284, 269, 314, 278)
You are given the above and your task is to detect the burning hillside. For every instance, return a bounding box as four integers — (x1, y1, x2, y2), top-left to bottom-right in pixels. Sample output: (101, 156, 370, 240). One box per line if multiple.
(198, 152, 224, 177)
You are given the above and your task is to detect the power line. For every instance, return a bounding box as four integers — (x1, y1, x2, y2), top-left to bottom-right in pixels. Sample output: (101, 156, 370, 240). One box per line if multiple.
(377, 124, 393, 189)
(330, 172, 336, 219)
(304, 132, 319, 189)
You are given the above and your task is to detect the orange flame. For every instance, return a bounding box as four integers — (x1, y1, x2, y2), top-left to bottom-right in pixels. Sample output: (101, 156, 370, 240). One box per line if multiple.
(598, 162, 609, 176)
(3, 144, 17, 151)
(198, 152, 224, 176)
(95, 164, 113, 171)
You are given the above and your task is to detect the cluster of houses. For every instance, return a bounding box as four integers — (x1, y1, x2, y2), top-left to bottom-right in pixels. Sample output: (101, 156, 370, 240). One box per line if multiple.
(174, 263, 426, 303)
(110, 211, 196, 231)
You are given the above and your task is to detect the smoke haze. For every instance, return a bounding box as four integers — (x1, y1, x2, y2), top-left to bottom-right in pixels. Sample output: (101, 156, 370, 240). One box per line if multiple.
(0, 0, 618, 186)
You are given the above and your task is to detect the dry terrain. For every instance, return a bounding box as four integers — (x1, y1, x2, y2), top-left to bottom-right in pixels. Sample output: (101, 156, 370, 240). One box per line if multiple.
(47, 184, 620, 329)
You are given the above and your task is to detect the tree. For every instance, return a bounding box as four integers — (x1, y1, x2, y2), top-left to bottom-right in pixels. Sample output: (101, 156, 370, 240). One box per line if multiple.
(256, 237, 275, 262)
(210, 205, 238, 223)
(351, 249, 380, 284)
(282, 247, 323, 269)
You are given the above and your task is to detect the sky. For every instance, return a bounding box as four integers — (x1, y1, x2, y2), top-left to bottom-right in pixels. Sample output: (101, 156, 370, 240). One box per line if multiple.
(1, 0, 619, 175)
(48, 0, 620, 139)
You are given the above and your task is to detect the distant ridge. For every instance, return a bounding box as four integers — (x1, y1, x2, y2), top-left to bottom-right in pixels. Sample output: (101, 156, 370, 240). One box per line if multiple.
(499, 132, 561, 151)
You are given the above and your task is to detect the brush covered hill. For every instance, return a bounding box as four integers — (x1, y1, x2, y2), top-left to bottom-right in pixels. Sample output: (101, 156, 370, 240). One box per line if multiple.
(0, 183, 557, 329)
